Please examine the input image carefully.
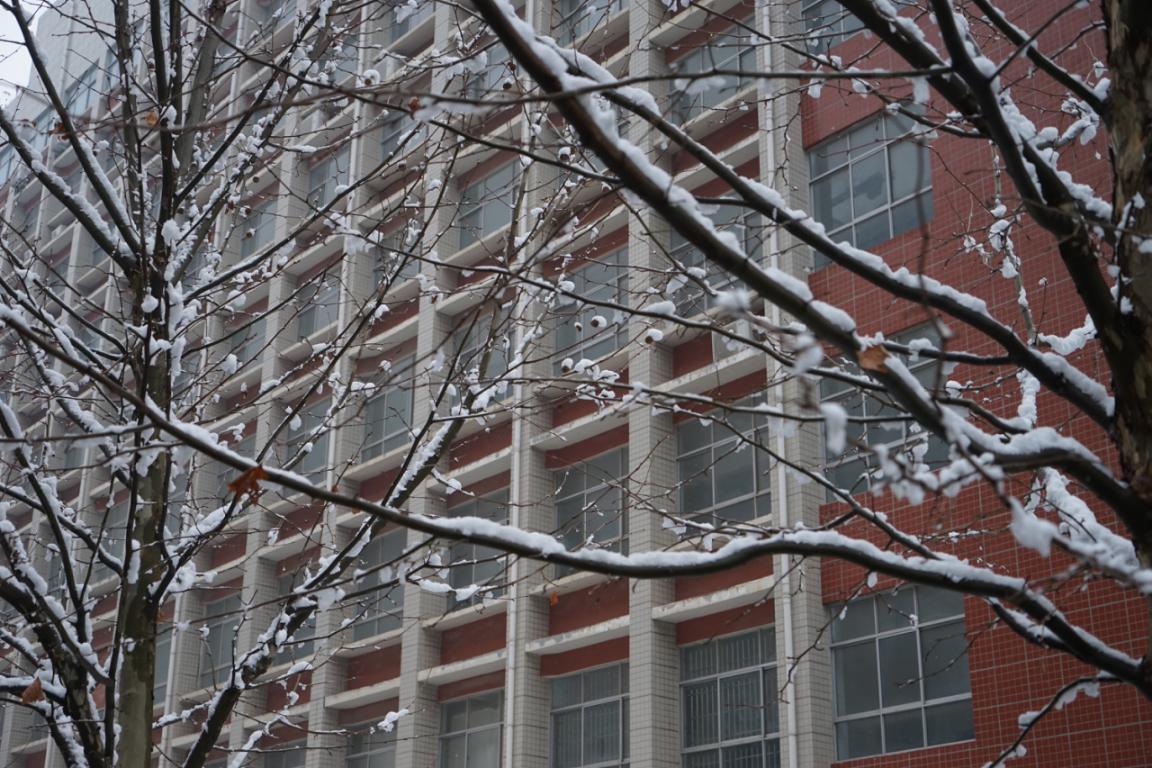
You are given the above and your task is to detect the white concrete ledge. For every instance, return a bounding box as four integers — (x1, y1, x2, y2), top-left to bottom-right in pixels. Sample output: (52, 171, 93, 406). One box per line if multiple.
(525, 615, 629, 656)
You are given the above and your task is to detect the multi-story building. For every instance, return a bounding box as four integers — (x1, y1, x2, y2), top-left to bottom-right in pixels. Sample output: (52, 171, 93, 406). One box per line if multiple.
(0, 0, 1147, 767)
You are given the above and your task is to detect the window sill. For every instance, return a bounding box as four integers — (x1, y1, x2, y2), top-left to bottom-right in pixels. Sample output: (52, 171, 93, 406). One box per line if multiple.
(554, 7, 630, 51)
(280, 321, 338, 362)
(674, 82, 759, 140)
(833, 736, 976, 764)
(422, 598, 508, 631)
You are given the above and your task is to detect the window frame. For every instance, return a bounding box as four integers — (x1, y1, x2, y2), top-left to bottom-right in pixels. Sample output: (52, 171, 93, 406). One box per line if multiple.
(274, 569, 317, 665)
(346, 721, 397, 768)
(669, 204, 762, 317)
(807, 111, 933, 266)
(352, 528, 407, 641)
(553, 0, 625, 44)
(552, 248, 629, 372)
(668, 19, 757, 124)
(439, 690, 504, 768)
(199, 591, 243, 689)
(829, 586, 973, 759)
(800, 0, 865, 53)
(362, 355, 416, 461)
(306, 144, 351, 209)
(284, 397, 332, 482)
(296, 275, 341, 339)
(445, 487, 510, 606)
(679, 627, 780, 768)
(457, 162, 518, 248)
(239, 198, 277, 259)
(552, 447, 628, 578)
(819, 326, 947, 500)
(675, 402, 771, 528)
(549, 663, 630, 768)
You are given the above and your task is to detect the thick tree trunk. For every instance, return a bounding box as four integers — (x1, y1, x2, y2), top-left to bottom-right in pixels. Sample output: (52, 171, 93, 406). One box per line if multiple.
(1104, 0, 1152, 686)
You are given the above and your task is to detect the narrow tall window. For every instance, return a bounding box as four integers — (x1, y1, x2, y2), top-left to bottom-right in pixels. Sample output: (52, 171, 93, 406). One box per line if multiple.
(440, 691, 503, 768)
(296, 276, 341, 339)
(552, 249, 628, 371)
(820, 326, 948, 499)
(808, 112, 932, 264)
(668, 21, 756, 124)
(347, 723, 397, 768)
(830, 586, 973, 759)
(669, 205, 761, 317)
(554, 0, 625, 44)
(446, 488, 509, 605)
(199, 592, 242, 689)
(379, 110, 425, 159)
(550, 664, 629, 768)
(274, 569, 316, 664)
(681, 628, 780, 768)
(553, 447, 628, 576)
(800, 0, 864, 52)
(362, 355, 415, 461)
(306, 144, 351, 209)
(352, 529, 406, 640)
(284, 398, 331, 482)
(458, 163, 518, 247)
(676, 404, 771, 527)
(154, 626, 173, 703)
(239, 199, 277, 259)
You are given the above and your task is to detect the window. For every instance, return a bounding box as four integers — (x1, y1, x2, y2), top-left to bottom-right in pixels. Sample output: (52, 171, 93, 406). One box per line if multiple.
(800, 0, 864, 53)
(379, 109, 425, 159)
(362, 355, 415, 460)
(307, 145, 351, 209)
(458, 163, 518, 247)
(452, 305, 514, 406)
(264, 738, 307, 768)
(0, 148, 13, 185)
(681, 628, 779, 768)
(239, 199, 277, 259)
(554, 0, 625, 44)
(808, 111, 932, 265)
(551, 664, 628, 768)
(553, 447, 627, 576)
(227, 314, 266, 366)
(155, 626, 173, 702)
(440, 691, 503, 768)
(66, 65, 99, 115)
(386, 0, 433, 43)
(274, 570, 316, 664)
(669, 205, 762, 317)
(552, 249, 628, 372)
(284, 398, 331, 482)
(676, 404, 771, 527)
(465, 43, 511, 99)
(820, 326, 948, 500)
(214, 434, 256, 504)
(831, 586, 973, 759)
(668, 22, 756, 124)
(347, 723, 396, 768)
(296, 276, 341, 339)
(254, 0, 290, 29)
(352, 529, 406, 640)
(199, 592, 242, 688)
(371, 230, 420, 287)
(446, 488, 509, 605)
(91, 502, 129, 582)
(319, 35, 359, 84)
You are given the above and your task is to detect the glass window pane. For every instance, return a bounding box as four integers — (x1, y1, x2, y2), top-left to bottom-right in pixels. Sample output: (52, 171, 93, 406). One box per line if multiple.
(763, 668, 779, 735)
(719, 672, 761, 741)
(722, 742, 763, 768)
(469, 692, 502, 728)
(443, 700, 469, 733)
(466, 727, 500, 768)
(890, 193, 932, 238)
(713, 446, 755, 504)
(920, 621, 970, 700)
(851, 151, 888, 217)
(682, 681, 719, 748)
(811, 169, 851, 230)
(883, 708, 924, 752)
(441, 733, 467, 768)
(583, 665, 620, 700)
(917, 585, 964, 622)
(552, 709, 582, 768)
(717, 632, 760, 672)
(876, 590, 916, 632)
(679, 451, 714, 516)
(582, 701, 621, 763)
(878, 633, 920, 707)
(836, 716, 882, 760)
(848, 119, 884, 156)
(854, 210, 891, 251)
(924, 699, 974, 746)
(682, 643, 716, 681)
(833, 641, 879, 716)
(684, 750, 720, 768)
(810, 134, 848, 176)
(889, 140, 928, 200)
(552, 676, 582, 708)
(831, 599, 875, 642)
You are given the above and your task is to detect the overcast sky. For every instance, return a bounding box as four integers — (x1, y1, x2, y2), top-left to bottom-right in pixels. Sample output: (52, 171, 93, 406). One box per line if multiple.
(0, 7, 40, 96)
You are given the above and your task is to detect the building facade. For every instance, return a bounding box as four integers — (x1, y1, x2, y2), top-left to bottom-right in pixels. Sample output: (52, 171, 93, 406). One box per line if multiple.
(0, 0, 1148, 767)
